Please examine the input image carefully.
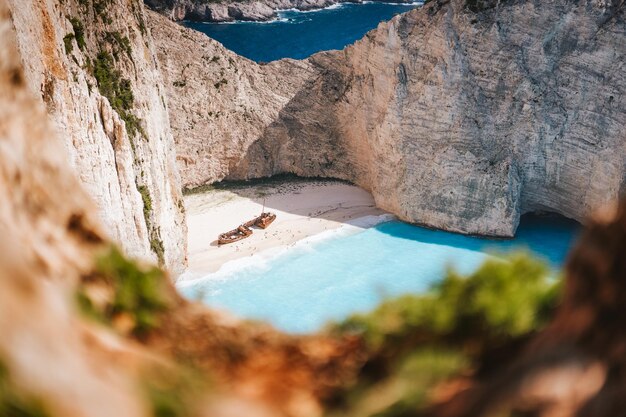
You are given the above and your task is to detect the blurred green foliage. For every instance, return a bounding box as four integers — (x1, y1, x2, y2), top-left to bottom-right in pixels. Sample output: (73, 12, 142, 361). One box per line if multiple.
(76, 246, 172, 337)
(336, 252, 557, 354)
(0, 362, 49, 417)
(329, 348, 467, 417)
(143, 366, 209, 417)
(329, 252, 560, 417)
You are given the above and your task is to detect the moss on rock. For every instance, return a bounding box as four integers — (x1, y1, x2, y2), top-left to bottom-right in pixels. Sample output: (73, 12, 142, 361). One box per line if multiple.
(92, 51, 146, 139)
(0, 361, 50, 417)
(76, 246, 172, 337)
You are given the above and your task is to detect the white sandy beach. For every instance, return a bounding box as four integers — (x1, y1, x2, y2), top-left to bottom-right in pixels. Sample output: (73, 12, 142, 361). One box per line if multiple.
(181, 179, 387, 278)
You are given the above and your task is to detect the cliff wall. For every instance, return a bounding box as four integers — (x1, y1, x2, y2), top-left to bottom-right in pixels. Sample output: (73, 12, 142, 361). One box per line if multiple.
(147, 10, 318, 187)
(0, 3, 152, 412)
(230, 0, 626, 236)
(8, 0, 187, 273)
(153, 0, 624, 236)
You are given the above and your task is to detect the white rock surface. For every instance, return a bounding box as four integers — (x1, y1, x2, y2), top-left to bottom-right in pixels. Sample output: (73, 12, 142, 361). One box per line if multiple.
(232, 0, 626, 236)
(151, 0, 624, 237)
(8, 0, 187, 273)
(148, 10, 317, 188)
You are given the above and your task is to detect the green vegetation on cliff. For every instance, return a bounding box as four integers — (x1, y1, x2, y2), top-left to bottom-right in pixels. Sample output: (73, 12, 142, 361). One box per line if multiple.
(92, 51, 145, 139)
(63, 33, 74, 54)
(76, 246, 172, 337)
(137, 184, 152, 223)
(0, 362, 49, 417)
(137, 184, 166, 266)
(104, 31, 132, 59)
(68, 17, 86, 50)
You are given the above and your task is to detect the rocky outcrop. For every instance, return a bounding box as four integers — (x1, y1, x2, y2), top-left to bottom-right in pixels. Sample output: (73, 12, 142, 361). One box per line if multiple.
(145, 0, 383, 22)
(225, 0, 626, 236)
(8, 0, 187, 273)
(147, 10, 318, 187)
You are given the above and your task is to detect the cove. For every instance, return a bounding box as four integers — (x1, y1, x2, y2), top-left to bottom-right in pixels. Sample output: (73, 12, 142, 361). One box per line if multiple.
(184, 2, 421, 62)
(179, 214, 581, 334)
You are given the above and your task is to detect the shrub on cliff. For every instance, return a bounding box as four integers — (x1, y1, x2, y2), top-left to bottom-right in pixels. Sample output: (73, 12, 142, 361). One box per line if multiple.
(68, 17, 85, 50)
(92, 51, 145, 139)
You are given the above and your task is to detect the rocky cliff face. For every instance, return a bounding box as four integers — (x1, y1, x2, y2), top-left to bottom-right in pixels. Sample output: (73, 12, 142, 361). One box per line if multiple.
(0, 7, 362, 415)
(8, 0, 187, 273)
(153, 0, 624, 236)
(147, 10, 318, 187)
(226, 0, 626, 236)
(0, 5, 153, 413)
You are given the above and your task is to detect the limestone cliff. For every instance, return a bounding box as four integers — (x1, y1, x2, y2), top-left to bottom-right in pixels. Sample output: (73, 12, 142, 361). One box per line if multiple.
(152, 0, 624, 236)
(147, 10, 318, 187)
(8, 0, 187, 273)
(227, 0, 626, 236)
(0, 5, 154, 413)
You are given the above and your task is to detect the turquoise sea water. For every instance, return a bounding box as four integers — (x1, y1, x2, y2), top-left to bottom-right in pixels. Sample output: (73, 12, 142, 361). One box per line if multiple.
(179, 215, 580, 333)
(184, 2, 421, 62)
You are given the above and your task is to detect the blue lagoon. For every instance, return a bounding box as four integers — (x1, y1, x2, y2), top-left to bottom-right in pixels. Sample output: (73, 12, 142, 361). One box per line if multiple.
(179, 3, 582, 335)
(179, 215, 580, 333)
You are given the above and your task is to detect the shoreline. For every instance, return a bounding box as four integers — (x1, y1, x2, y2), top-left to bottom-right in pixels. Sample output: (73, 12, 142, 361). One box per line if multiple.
(178, 212, 395, 285)
(179, 179, 388, 281)
(166, 0, 423, 24)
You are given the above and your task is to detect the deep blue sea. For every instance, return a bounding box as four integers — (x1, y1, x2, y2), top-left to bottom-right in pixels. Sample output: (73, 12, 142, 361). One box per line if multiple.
(179, 215, 580, 333)
(185, 2, 421, 62)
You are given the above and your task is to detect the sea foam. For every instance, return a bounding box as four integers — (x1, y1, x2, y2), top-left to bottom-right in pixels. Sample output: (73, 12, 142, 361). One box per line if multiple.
(177, 213, 395, 288)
